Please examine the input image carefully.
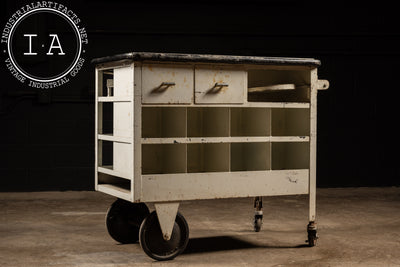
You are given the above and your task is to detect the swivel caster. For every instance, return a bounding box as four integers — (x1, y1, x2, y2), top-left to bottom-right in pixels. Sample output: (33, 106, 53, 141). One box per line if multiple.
(106, 199, 150, 244)
(253, 196, 263, 232)
(306, 222, 318, 247)
(139, 211, 189, 261)
(254, 213, 263, 232)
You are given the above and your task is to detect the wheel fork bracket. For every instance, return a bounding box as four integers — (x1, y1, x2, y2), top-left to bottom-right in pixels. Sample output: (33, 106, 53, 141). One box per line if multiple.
(154, 202, 180, 241)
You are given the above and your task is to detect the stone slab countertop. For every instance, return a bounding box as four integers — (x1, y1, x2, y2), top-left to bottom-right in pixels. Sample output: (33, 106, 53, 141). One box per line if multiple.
(91, 52, 321, 67)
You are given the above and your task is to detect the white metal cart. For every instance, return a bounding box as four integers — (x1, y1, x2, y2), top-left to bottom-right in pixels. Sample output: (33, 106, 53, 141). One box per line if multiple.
(92, 52, 328, 261)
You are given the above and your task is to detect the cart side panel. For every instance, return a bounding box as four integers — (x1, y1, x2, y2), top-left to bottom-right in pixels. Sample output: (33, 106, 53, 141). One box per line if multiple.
(140, 169, 309, 202)
(113, 66, 134, 174)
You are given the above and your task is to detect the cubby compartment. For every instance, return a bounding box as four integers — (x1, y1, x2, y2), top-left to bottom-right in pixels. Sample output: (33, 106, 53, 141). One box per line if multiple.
(231, 142, 270, 171)
(187, 107, 229, 137)
(271, 108, 309, 136)
(231, 108, 271, 136)
(98, 172, 130, 191)
(142, 107, 186, 138)
(98, 140, 113, 167)
(98, 102, 113, 135)
(247, 69, 310, 102)
(187, 143, 230, 173)
(98, 69, 114, 97)
(271, 142, 309, 170)
(142, 144, 186, 174)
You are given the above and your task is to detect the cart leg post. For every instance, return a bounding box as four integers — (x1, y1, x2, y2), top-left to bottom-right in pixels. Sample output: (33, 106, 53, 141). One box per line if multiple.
(253, 196, 263, 232)
(154, 202, 180, 241)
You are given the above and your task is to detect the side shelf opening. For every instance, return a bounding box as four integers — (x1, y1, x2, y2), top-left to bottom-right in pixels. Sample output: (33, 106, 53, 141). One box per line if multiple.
(247, 69, 310, 103)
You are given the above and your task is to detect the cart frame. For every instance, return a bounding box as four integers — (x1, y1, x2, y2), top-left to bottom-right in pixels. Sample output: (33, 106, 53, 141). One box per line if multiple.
(93, 52, 328, 259)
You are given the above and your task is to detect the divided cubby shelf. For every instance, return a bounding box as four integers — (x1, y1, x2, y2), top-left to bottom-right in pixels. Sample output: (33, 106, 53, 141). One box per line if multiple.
(141, 106, 310, 174)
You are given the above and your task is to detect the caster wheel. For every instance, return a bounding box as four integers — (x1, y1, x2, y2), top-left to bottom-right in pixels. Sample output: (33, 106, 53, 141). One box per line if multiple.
(307, 222, 318, 247)
(254, 215, 263, 232)
(139, 211, 189, 261)
(106, 199, 149, 244)
(307, 230, 318, 247)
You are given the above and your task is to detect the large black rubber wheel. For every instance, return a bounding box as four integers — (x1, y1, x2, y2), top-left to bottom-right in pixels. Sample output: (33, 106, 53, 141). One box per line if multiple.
(106, 199, 150, 244)
(139, 211, 189, 261)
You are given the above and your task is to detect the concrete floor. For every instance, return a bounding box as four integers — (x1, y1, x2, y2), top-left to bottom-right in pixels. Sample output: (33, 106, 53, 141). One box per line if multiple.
(0, 188, 399, 266)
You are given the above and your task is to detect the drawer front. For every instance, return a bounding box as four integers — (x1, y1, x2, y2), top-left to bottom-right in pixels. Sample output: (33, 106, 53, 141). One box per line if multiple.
(195, 66, 246, 104)
(142, 64, 193, 104)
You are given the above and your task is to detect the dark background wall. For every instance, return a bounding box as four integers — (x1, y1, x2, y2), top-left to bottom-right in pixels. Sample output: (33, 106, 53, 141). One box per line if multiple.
(1, 0, 399, 191)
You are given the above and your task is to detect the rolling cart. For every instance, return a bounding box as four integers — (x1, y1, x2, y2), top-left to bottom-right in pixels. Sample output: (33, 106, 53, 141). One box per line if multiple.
(92, 52, 329, 261)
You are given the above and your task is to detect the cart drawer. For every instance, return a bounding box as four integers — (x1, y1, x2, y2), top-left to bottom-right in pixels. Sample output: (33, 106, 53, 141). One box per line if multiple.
(194, 66, 246, 104)
(142, 64, 193, 104)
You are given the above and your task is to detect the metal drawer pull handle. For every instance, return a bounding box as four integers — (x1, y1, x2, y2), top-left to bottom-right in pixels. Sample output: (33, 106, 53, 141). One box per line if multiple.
(161, 82, 176, 87)
(208, 82, 228, 94)
(213, 82, 228, 89)
(152, 82, 175, 93)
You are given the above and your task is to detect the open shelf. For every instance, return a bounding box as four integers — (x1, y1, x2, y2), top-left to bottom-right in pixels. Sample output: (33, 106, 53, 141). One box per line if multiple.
(142, 107, 186, 138)
(140, 106, 310, 174)
(187, 107, 229, 137)
(187, 143, 230, 173)
(231, 142, 270, 171)
(271, 108, 310, 136)
(231, 108, 270, 136)
(97, 172, 131, 201)
(142, 144, 186, 174)
(271, 142, 309, 170)
(247, 69, 310, 103)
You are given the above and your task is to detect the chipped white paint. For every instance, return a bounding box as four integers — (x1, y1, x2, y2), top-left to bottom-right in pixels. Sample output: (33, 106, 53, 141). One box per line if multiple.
(142, 64, 193, 104)
(195, 66, 246, 104)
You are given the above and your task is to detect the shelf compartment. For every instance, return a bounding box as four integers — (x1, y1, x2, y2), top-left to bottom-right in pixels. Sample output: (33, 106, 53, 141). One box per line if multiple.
(97, 172, 131, 201)
(187, 107, 229, 137)
(231, 142, 270, 171)
(142, 107, 186, 138)
(142, 144, 186, 174)
(142, 136, 272, 144)
(247, 69, 310, 103)
(98, 166, 132, 180)
(97, 184, 131, 201)
(271, 108, 310, 136)
(98, 134, 131, 144)
(187, 143, 229, 173)
(231, 108, 271, 136)
(271, 142, 309, 170)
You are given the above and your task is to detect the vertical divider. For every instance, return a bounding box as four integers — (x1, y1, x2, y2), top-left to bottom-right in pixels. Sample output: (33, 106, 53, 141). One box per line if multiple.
(95, 68, 103, 191)
(184, 107, 188, 173)
(268, 108, 272, 170)
(228, 107, 231, 172)
(133, 63, 141, 201)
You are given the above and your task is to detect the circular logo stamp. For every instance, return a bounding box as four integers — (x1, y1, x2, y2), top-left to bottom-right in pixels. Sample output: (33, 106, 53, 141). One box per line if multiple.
(1, 2, 88, 88)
